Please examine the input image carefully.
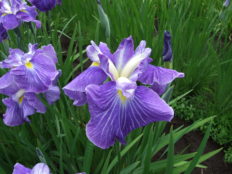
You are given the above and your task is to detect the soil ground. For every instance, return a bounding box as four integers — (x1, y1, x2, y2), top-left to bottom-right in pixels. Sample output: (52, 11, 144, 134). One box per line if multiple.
(169, 117, 232, 174)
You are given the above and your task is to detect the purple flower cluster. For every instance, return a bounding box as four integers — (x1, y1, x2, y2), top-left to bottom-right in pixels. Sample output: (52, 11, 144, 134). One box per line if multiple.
(0, 0, 41, 41)
(64, 36, 184, 149)
(0, 43, 60, 127)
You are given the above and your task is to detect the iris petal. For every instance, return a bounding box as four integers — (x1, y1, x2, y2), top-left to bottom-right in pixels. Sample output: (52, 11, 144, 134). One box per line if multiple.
(13, 163, 31, 174)
(63, 66, 107, 106)
(139, 65, 184, 94)
(112, 36, 134, 71)
(31, 163, 50, 174)
(86, 82, 174, 149)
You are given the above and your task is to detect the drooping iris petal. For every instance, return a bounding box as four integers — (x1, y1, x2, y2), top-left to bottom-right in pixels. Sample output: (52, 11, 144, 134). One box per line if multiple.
(86, 41, 112, 62)
(0, 72, 19, 96)
(45, 85, 60, 104)
(31, 163, 50, 174)
(16, 6, 41, 28)
(162, 31, 173, 62)
(1, 14, 19, 30)
(85, 82, 174, 149)
(112, 36, 134, 71)
(63, 66, 107, 106)
(13, 163, 31, 174)
(0, 23, 7, 42)
(138, 65, 184, 94)
(11, 53, 58, 93)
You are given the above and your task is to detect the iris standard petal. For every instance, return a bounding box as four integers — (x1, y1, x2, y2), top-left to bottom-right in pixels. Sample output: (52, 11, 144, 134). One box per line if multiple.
(99, 54, 119, 81)
(1, 14, 19, 30)
(31, 163, 50, 174)
(85, 82, 174, 149)
(13, 163, 31, 174)
(35, 44, 58, 64)
(112, 36, 134, 71)
(139, 65, 184, 86)
(86, 41, 112, 62)
(63, 66, 107, 106)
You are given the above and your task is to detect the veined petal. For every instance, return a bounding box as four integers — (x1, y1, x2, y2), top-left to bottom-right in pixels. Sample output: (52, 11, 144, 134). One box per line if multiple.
(2, 98, 26, 127)
(0, 72, 19, 96)
(11, 53, 57, 93)
(112, 36, 134, 71)
(25, 93, 46, 114)
(63, 66, 107, 106)
(35, 44, 58, 64)
(31, 163, 50, 174)
(13, 163, 31, 174)
(138, 65, 184, 86)
(85, 82, 173, 149)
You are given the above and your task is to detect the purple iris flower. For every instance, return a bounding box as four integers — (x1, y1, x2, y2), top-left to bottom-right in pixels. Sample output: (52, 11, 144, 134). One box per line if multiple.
(1, 43, 59, 93)
(13, 162, 50, 174)
(223, 0, 230, 7)
(0, 73, 46, 126)
(162, 31, 173, 62)
(0, 0, 41, 30)
(0, 23, 8, 41)
(64, 36, 184, 149)
(0, 43, 60, 126)
(29, 0, 61, 12)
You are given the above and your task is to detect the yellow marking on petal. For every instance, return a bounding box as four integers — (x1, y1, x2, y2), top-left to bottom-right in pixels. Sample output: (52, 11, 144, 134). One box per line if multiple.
(91, 62, 100, 67)
(118, 90, 127, 103)
(25, 61, 33, 69)
(18, 96, 24, 104)
(2, 13, 7, 16)
(21, 10, 27, 13)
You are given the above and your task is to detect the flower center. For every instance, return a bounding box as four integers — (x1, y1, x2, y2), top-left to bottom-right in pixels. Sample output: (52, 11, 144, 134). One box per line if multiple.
(18, 96, 24, 104)
(25, 61, 33, 69)
(91, 62, 100, 67)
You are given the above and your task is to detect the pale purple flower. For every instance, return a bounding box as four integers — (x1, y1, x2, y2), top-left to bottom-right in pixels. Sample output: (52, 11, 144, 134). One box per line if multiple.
(1, 43, 59, 93)
(0, 73, 46, 126)
(13, 163, 50, 174)
(64, 36, 184, 149)
(0, 0, 41, 30)
(223, 0, 230, 7)
(0, 43, 60, 126)
(162, 31, 173, 62)
(29, 0, 61, 12)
